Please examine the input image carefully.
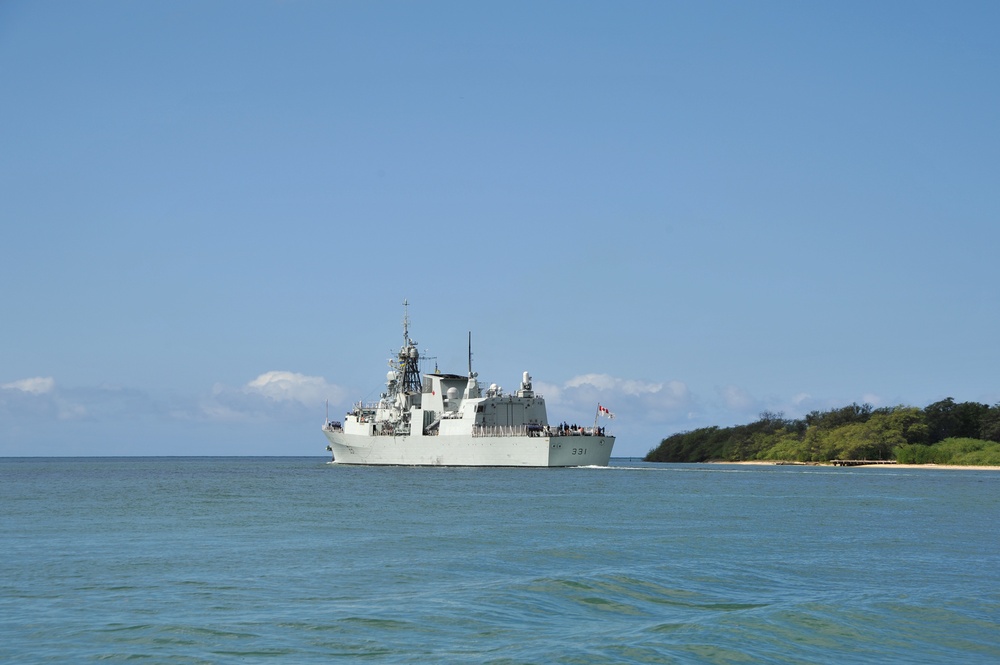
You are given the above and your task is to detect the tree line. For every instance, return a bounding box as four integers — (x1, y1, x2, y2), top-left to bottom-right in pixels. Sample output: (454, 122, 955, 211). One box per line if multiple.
(644, 398, 1000, 465)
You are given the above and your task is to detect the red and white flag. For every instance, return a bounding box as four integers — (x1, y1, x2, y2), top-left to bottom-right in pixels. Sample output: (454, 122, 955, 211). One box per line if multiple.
(598, 404, 615, 419)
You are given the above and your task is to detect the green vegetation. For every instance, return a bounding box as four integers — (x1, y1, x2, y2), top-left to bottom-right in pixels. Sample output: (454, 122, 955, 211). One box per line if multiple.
(645, 398, 1000, 466)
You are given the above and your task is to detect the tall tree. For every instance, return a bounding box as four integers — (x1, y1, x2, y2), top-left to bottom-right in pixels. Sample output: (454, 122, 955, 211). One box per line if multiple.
(924, 398, 989, 442)
(980, 404, 1000, 443)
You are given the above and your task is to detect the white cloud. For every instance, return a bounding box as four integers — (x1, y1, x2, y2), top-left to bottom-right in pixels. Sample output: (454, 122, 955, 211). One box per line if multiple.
(565, 373, 664, 396)
(196, 400, 254, 423)
(57, 402, 88, 420)
(542, 372, 695, 425)
(242, 371, 344, 405)
(719, 384, 756, 411)
(0, 372, 353, 455)
(534, 380, 562, 402)
(861, 393, 884, 407)
(2, 376, 55, 394)
(0, 378, 160, 425)
(199, 371, 348, 422)
(661, 380, 690, 403)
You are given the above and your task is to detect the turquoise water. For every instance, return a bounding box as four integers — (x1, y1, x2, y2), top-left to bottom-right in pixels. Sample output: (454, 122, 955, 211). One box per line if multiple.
(2, 458, 998, 664)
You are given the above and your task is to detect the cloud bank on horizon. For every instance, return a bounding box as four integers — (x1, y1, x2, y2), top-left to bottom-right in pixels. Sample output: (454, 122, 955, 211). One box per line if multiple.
(2, 368, 920, 456)
(1, 372, 343, 425)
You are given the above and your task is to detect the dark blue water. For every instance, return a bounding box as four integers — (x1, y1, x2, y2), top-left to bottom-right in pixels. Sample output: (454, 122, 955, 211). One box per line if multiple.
(2, 458, 998, 663)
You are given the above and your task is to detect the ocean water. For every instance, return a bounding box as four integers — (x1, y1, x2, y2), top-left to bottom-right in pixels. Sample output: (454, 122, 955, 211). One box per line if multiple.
(2, 458, 998, 664)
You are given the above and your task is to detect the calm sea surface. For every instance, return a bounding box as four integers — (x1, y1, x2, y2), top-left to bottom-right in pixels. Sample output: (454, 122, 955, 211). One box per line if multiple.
(2, 458, 998, 664)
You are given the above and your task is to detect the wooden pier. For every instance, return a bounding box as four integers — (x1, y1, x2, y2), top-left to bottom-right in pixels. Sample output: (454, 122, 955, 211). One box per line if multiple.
(831, 459, 898, 467)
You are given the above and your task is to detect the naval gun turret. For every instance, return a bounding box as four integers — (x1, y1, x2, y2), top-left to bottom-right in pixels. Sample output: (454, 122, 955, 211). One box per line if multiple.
(517, 371, 534, 398)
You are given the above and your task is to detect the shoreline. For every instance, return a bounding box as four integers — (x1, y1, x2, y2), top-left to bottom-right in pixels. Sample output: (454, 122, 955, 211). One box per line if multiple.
(705, 460, 1000, 471)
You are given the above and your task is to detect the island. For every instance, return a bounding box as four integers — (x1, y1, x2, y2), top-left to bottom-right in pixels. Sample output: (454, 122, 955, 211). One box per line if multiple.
(644, 398, 1000, 466)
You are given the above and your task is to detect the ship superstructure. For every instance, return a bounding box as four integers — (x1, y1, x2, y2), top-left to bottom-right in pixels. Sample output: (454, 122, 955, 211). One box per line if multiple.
(323, 304, 615, 466)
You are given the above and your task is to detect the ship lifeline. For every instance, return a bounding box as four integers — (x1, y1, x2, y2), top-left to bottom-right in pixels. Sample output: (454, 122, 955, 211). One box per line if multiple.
(323, 308, 615, 466)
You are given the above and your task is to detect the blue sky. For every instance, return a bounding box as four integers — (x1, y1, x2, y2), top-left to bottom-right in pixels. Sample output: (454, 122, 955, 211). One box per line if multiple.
(2, 1, 998, 457)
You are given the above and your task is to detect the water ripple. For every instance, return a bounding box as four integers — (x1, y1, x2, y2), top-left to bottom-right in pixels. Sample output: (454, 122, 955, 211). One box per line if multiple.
(2, 457, 999, 664)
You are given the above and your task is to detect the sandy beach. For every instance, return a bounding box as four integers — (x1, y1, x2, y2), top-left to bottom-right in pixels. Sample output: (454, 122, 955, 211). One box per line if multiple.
(851, 463, 1000, 470)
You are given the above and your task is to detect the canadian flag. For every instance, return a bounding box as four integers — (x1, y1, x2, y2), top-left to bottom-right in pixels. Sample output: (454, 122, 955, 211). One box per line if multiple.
(598, 404, 615, 419)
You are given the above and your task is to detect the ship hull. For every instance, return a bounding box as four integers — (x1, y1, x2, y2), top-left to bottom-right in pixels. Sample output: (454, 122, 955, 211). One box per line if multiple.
(323, 430, 614, 467)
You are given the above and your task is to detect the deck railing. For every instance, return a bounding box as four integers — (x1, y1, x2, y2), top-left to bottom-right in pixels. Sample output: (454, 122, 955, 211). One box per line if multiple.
(471, 425, 609, 438)
(328, 419, 609, 438)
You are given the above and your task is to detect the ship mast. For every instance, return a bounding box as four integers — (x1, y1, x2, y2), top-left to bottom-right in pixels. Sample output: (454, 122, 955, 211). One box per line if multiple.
(402, 299, 412, 347)
(398, 300, 422, 394)
(463, 330, 481, 399)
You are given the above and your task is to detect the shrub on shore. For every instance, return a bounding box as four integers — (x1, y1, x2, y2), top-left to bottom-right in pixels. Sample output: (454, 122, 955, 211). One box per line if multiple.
(895, 438, 1000, 466)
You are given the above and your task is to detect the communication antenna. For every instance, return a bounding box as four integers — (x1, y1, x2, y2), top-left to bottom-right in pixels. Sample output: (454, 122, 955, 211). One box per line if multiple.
(402, 299, 411, 345)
